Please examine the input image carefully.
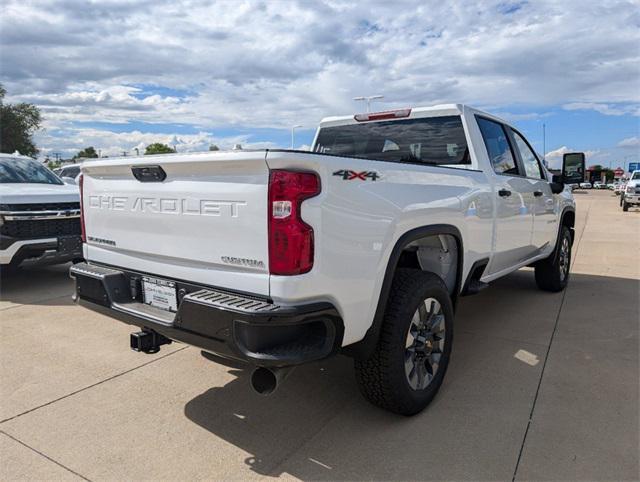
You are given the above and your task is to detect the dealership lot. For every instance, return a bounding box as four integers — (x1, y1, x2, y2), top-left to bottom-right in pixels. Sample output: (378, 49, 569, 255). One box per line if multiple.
(1, 189, 638, 481)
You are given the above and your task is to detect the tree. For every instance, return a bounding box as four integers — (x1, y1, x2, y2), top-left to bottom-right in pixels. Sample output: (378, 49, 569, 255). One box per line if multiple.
(209, 144, 220, 151)
(0, 84, 42, 157)
(145, 143, 175, 155)
(75, 146, 99, 159)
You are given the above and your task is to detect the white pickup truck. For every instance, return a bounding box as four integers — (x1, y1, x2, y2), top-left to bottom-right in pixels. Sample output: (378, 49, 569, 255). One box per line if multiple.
(622, 170, 640, 211)
(71, 104, 583, 415)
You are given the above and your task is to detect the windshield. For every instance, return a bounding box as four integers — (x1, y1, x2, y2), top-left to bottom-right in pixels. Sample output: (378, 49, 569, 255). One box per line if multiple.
(632, 172, 640, 180)
(0, 157, 63, 185)
(313, 116, 470, 166)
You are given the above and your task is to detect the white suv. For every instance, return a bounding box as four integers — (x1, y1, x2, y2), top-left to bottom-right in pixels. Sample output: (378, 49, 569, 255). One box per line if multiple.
(0, 154, 83, 268)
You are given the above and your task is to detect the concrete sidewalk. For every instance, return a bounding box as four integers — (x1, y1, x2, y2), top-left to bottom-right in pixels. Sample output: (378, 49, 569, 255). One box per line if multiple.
(1, 190, 638, 481)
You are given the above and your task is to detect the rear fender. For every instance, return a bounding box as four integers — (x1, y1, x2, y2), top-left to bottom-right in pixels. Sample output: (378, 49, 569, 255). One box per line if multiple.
(343, 224, 463, 360)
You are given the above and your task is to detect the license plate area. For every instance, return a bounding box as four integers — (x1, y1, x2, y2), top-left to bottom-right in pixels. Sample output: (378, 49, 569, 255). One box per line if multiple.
(58, 235, 82, 253)
(142, 277, 178, 312)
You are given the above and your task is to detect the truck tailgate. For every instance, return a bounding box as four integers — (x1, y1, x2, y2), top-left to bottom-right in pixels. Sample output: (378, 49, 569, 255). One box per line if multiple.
(81, 151, 270, 295)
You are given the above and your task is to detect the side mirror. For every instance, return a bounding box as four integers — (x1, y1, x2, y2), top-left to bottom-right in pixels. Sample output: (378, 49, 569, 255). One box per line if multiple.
(562, 152, 585, 185)
(550, 175, 565, 194)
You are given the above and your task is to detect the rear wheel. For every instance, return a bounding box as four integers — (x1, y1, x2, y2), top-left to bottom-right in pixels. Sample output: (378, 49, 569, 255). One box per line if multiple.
(535, 225, 572, 292)
(622, 200, 629, 212)
(354, 269, 454, 416)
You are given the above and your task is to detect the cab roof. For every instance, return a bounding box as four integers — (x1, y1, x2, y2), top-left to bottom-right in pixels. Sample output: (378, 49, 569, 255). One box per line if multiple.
(318, 104, 507, 128)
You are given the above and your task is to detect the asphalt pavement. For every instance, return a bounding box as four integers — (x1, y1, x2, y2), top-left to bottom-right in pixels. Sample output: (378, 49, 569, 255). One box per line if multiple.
(1, 189, 638, 481)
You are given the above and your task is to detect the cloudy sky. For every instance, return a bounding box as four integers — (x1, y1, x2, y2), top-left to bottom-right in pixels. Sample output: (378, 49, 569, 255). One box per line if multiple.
(1, 0, 639, 169)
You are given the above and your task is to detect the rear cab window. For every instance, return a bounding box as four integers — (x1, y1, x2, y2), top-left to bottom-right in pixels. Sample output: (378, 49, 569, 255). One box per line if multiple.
(313, 116, 470, 167)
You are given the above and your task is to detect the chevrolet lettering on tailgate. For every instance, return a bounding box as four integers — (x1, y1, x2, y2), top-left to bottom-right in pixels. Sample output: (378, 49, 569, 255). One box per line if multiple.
(89, 195, 246, 217)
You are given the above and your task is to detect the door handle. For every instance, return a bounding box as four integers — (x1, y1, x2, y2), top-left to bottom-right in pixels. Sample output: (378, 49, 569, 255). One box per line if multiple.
(498, 189, 512, 197)
(534, 190, 544, 197)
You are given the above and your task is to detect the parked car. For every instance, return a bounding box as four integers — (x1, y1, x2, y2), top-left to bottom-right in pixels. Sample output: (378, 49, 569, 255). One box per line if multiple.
(0, 154, 83, 269)
(71, 104, 582, 415)
(607, 183, 615, 190)
(57, 163, 82, 185)
(593, 181, 604, 189)
(579, 182, 592, 189)
(622, 170, 640, 212)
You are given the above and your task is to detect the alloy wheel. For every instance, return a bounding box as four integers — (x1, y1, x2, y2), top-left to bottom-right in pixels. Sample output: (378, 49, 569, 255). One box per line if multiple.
(404, 297, 446, 390)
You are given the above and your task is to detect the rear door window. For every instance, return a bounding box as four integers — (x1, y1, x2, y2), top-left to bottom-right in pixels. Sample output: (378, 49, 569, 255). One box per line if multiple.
(476, 117, 519, 176)
(314, 116, 470, 166)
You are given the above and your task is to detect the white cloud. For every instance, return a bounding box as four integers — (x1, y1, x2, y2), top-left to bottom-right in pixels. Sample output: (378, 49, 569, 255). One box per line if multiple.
(544, 146, 600, 169)
(36, 128, 277, 158)
(617, 136, 640, 148)
(563, 102, 640, 116)
(1, 0, 638, 158)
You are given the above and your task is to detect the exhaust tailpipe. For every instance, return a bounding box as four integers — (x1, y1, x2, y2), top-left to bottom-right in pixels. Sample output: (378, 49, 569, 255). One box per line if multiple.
(250, 366, 294, 396)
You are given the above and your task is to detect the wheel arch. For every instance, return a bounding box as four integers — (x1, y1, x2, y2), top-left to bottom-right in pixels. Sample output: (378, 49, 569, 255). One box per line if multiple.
(343, 224, 464, 360)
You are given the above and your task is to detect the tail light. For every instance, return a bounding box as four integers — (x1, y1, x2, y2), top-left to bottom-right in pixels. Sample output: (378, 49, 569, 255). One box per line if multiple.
(79, 173, 86, 242)
(268, 170, 320, 275)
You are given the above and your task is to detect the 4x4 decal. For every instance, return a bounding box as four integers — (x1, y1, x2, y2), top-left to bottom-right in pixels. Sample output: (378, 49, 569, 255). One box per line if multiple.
(333, 169, 379, 181)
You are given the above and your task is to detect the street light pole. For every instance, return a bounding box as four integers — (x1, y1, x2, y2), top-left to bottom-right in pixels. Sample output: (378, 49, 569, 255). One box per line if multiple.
(291, 125, 302, 149)
(542, 123, 546, 163)
(353, 95, 384, 112)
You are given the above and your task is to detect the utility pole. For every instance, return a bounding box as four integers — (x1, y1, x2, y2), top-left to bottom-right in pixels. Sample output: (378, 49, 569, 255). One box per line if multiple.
(291, 125, 302, 149)
(353, 95, 384, 112)
(542, 123, 546, 163)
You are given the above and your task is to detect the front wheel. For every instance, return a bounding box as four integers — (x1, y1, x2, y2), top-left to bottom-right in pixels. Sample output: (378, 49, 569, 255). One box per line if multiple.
(535, 225, 572, 292)
(354, 269, 454, 416)
(622, 200, 629, 212)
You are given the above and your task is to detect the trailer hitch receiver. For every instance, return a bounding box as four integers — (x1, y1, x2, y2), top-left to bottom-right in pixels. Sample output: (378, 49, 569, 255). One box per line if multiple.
(130, 330, 172, 353)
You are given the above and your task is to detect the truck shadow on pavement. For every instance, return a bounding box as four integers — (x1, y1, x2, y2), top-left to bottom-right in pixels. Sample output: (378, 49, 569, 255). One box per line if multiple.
(183, 270, 639, 480)
(0, 263, 74, 307)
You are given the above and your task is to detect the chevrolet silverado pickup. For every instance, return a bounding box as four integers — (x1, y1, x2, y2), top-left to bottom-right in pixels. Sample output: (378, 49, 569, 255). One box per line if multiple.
(71, 104, 584, 415)
(0, 154, 83, 269)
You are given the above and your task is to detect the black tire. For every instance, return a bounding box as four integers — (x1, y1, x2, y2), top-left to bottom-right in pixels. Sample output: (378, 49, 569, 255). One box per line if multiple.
(620, 194, 624, 206)
(622, 201, 629, 212)
(535, 225, 572, 292)
(354, 269, 454, 416)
